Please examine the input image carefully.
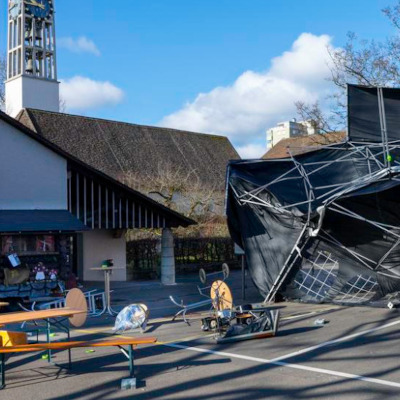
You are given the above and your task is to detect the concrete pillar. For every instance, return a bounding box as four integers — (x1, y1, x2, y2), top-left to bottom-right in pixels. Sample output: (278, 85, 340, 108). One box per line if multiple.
(161, 228, 175, 285)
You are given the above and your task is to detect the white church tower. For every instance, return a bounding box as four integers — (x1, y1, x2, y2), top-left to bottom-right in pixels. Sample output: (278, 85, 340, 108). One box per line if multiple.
(5, 0, 59, 117)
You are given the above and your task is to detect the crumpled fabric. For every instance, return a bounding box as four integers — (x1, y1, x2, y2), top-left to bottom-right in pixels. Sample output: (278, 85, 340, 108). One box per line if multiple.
(113, 303, 149, 334)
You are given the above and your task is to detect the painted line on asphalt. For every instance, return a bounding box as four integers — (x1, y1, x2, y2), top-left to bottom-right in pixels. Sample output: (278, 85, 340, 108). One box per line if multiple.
(280, 308, 336, 322)
(73, 306, 336, 333)
(270, 318, 400, 362)
(169, 307, 337, 325)
(156, 334, 215, 345)
(71, 305, 340, 345)
(72, 309, 335, 337)
(164, 342, 400, 389)
(163, 318, 400, 389)
(75, 327, 111, 334)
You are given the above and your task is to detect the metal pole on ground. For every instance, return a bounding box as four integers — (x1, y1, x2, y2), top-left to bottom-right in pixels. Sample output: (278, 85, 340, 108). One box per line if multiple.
(234, 244, 246, 301)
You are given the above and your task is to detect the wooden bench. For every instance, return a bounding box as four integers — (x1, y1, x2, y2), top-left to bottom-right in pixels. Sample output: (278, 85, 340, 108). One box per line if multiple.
(0, 336, 157, 390)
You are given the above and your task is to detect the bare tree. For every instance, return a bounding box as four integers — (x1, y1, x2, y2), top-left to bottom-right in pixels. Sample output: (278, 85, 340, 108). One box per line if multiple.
(124, 161, 228, 237)
(124, 161, 224, 222)
(295, 101, 337, 134)
(0, 53, 6, 111)
(383, 2, 400, 30)
(296, 1, 400, 132)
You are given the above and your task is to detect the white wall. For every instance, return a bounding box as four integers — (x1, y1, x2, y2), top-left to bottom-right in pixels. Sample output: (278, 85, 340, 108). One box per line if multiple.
(81, 230, 127, 282)
(6, 75, 59, 117)
(0, 119, 67, 210)
(267, 120, 312, 147)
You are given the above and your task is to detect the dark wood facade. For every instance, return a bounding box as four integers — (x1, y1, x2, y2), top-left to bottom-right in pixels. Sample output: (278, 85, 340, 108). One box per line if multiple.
(67, 163, 195, 230)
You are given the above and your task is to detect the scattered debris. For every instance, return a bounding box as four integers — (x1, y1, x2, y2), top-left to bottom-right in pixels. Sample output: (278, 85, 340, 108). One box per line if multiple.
(387, 302, 397, 310)
(121, 378, 136, 391)
(193, 265, 280, 343)
(314, 318, 329, 326)
(113, 303, 149, 334)
(170, 265, 229, 325)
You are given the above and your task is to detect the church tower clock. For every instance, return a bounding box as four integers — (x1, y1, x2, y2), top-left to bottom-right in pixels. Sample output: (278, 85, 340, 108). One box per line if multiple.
(5, 0, 59, 117)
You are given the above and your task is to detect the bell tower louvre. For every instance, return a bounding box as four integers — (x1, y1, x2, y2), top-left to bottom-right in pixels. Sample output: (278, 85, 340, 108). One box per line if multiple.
(5, 0, 59, 117)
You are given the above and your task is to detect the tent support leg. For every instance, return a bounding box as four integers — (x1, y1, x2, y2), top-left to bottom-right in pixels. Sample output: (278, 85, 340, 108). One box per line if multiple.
(264, 225, 309, 303)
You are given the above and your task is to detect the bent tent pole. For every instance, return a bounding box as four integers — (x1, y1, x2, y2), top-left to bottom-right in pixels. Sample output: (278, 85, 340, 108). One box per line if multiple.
(377, 87, 391, 169)
(264, 224, 309, 303)
(224, 165, 232, 216)
(329, 202, 400, 238)
(319, 229, 376, 270)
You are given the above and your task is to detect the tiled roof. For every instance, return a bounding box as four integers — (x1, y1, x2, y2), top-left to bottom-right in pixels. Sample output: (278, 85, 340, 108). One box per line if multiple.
(18, 109, 241, 191)
(263, 131, 347, 159)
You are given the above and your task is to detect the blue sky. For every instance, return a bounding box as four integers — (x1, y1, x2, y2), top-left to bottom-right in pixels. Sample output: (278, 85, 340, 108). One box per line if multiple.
(0, 0, 398, 157)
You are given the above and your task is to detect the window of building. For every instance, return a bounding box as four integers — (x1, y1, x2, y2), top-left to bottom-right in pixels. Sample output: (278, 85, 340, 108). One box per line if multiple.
(1, 235, 56, 255)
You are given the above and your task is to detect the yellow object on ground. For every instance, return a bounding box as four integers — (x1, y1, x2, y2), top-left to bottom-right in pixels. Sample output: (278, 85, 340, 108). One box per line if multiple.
(0, 331, 28, 347)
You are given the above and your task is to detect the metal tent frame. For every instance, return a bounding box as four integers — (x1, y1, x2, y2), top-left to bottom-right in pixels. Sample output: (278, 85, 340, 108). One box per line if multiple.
(227, 86, 400, 304)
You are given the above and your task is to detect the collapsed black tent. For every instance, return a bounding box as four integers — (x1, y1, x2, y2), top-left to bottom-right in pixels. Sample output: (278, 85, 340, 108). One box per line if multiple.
(226, 84, 400, 304)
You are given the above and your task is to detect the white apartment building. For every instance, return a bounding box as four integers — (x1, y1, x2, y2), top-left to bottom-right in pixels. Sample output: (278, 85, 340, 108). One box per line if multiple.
(266, 119, 317, 148)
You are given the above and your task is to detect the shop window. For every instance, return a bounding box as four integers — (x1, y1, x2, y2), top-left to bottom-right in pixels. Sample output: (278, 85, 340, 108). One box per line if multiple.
(1, 235, 56, 255)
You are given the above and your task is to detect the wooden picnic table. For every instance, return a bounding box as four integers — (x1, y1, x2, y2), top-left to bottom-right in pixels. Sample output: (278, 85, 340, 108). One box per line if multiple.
(0, 335, 158, 390)
(0, 308, 86, 327)
(0, 307, 88, 365)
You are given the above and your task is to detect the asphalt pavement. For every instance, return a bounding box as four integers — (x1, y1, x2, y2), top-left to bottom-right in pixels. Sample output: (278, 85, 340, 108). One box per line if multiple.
(1, 270, 400, 400)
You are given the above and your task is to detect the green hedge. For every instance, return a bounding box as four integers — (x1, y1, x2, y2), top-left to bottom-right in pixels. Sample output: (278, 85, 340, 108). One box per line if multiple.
(126, 237, 239, 278)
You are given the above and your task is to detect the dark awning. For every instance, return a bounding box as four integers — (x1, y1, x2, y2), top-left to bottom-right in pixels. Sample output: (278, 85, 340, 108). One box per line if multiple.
(0, 210, 89, 233)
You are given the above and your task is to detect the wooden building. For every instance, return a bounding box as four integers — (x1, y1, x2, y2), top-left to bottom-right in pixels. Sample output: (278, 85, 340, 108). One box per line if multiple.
(17, 109, 240, 219)
(0, 111, 194, 297)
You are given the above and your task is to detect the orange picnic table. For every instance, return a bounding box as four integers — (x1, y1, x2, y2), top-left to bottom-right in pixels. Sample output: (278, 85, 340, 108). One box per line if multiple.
(0, 302, 87, 367)
(0, 308, 86, 327)
(0, 305, 156, 391)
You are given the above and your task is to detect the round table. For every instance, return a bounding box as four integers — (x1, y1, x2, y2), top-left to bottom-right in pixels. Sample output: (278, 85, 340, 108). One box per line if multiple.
(90, 267, 124, 316)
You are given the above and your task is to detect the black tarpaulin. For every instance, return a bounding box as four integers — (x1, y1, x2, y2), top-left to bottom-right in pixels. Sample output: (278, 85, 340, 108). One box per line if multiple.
(348, 84, 400, 143)
(227, 101, 400, 304)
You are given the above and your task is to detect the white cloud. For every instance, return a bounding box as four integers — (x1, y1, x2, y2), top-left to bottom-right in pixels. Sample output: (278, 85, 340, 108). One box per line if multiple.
(160, 33, 336, 153)
(58, 36, 101, 56)
(60, 76, 124, 111)
(236, 143, 267, 159)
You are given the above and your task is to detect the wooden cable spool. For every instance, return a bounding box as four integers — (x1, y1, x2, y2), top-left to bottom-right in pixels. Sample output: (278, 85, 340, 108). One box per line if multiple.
(210, 280, 233, 311)
(65, 288, 87, 328)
